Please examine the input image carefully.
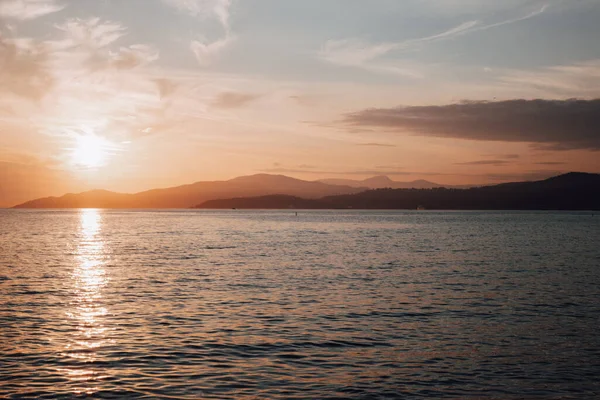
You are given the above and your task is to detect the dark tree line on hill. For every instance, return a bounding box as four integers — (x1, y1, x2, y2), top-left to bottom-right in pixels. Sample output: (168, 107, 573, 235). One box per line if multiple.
(197, 172, 600, 210)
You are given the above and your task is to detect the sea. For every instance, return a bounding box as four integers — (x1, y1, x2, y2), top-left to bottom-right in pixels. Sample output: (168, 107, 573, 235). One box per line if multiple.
(1, 209, 599, 399)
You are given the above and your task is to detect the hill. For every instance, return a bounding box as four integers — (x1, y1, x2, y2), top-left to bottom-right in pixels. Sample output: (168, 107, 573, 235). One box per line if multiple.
(12, 174, 362, 208)
(200, 195, 330, 209)
(318, 176, 447, 189)
(194, 172, 600, 210)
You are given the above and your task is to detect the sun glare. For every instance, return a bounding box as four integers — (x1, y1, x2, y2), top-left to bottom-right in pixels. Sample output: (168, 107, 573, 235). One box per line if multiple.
(72, 134, 112, 168)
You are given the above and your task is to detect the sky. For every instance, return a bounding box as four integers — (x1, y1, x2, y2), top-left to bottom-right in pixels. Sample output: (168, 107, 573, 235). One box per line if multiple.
(0, 0, 599, 206)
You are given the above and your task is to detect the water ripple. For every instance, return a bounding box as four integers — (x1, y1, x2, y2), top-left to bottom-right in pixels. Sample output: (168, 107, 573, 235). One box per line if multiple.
(1, 210, 599, 398)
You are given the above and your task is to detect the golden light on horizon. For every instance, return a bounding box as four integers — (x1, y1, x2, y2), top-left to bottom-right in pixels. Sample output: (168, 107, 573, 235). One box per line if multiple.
(71, 133, 113, 169)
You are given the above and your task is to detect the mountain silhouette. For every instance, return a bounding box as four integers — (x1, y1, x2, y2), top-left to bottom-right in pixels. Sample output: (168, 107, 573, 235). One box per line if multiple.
(196, 172, 600, 210)
(319, 176, 449, 189)
(200, 195, 329, 209)
(12, 174, 363, 208)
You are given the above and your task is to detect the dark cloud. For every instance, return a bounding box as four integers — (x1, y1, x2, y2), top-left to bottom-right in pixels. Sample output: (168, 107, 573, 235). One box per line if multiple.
(456, 160, 511, 166)
(212, 92, 260, 109)
(342, 99, 600, 151)
(535, 161, 567, 165)
(357, 142, 396, 147)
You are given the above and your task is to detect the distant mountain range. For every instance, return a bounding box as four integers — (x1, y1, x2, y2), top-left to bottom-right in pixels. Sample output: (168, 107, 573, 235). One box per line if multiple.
(12, 172, 600, 210)
(318, 176, 448, 189)
(12, 174, 363, 208)
(196, 172, 600, 210)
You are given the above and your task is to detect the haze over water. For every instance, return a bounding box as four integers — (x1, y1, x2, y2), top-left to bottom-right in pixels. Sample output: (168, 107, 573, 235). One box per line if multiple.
(1, 209, 600, 399)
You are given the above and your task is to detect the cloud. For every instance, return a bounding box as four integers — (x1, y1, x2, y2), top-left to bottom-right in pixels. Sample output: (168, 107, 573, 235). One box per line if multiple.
(535, 161, 566, 165)
(261, 167, 411, 176)
(289, 95, 318, 107)
(0, 0, 64, 20)
(456, 160, 511, 166)
(162, 0, 232, 30)
(499, 154, 520, 159)
(0, 17, 181, 150)
(319, 39, 423, 78)
(211, 91, 259, 108)
(320, 39, 398, 67)
(342, 98, 600, 151)
(51, 19, 160, 72)
(54, 18, 126, 49)
(357, 142, 396, 147)
(499, 59, 600, 98)
(319, 4, 548, 76)
(162, 0, 234, 66)
(190, 35, 233, 66)
(213, 0, 231, 31)
(394, 5, 547, 50)
(109, 45, 159, 70)
(154, 78, 178, 99)
(0, 35, 54, 99)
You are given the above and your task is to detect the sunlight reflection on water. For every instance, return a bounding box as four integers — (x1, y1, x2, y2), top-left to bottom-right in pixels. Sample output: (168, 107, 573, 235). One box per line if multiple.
(62, 209, 111, 393)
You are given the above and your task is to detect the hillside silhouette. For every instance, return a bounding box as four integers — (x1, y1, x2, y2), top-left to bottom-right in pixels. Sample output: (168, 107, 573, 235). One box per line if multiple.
(12, 174, 362, 208)
(318, 176, 447, 189)
(196, 172, 600, 210)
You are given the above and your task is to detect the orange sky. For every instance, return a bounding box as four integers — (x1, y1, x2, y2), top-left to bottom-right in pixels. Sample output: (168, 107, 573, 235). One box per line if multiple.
(1, 0, 599, 207)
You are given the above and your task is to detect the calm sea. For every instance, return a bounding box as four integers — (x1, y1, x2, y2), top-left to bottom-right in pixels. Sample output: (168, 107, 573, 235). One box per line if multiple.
(1, 210, 599, 399)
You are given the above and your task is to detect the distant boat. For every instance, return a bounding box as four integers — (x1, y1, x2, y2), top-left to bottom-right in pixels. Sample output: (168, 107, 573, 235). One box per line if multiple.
(417, 205, 426, 210)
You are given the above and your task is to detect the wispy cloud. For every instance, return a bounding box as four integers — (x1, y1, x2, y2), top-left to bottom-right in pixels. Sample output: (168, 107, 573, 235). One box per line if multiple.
(190, 35, 233, 66)
(261, 167, 411, 176)
(0, 17, 177, 155)
(319, 39, 423, 78)
(394, 20, 478, 50)
(398, 4, 547, 49)
(0, 34, 54, 100)
(50, 18, 159, 72)
(0, 0, 64, 20)
(154, 78, 178, 99)
(499, 154, 521, 159)
(54, 18, 126, 49)
(357, 142, 396, 147)
(110, 45, 159, 70)
(162, 0, 235, 67)
(455, 160, 511, 166)
(319, 4, 549, 76)
(211, 91, 260, 109)
(162, 0, 232, 31)
(498, 59, 600, 97)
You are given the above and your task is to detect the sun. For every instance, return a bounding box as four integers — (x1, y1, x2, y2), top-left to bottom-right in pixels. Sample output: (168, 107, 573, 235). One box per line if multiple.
(72, 134, 112, 168)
